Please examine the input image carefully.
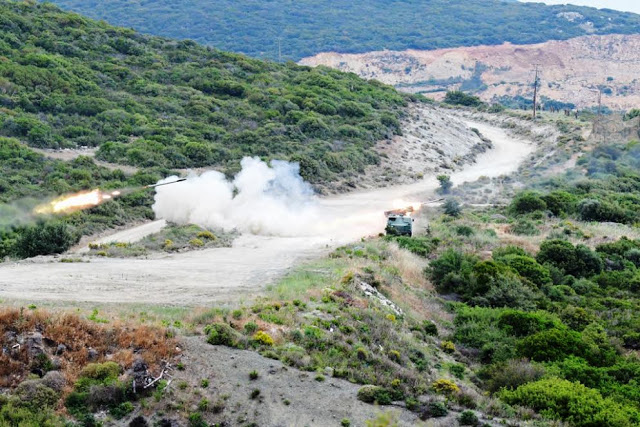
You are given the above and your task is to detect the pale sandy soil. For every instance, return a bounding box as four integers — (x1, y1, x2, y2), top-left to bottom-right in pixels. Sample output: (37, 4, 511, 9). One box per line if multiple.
(0, 116, 534, 306)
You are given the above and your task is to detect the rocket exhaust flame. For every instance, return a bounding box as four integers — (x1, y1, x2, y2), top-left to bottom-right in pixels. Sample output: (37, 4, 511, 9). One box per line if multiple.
(34, 189, 111, 215)
(32, 179, 186, 216)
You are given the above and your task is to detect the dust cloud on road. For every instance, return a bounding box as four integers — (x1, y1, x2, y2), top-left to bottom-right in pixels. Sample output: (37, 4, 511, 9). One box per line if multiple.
(0, 121, 533, 305)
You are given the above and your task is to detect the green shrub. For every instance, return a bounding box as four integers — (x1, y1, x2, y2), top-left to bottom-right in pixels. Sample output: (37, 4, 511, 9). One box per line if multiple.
(13, 222, 78, 258)
(80, 362, 120, 381)
(500, 378, 640, 427)
(427, 401, 448, 417)
(444, 91, 483, 107)
(543, 191, 577, 216)
(516, 328, 586, 362)
(510, 191, 547, 214)
(252, 331, 274, 346)
(510, 219, 540, 236)
(437, 175, 453, 194)
(205, 323, 243, 347)
(497, 310, 560, 337)
(357, 385, 392, 405)
(483, 359, 545, 393)
(536, 240, 602, 278)
(442, 198, 462, 217)
(428, 249, 477, 293)
(422, 320, 438, 337)
(432, 379, 459, 395)
(500, 255, 551, 287)
(459, 410, 479, 425)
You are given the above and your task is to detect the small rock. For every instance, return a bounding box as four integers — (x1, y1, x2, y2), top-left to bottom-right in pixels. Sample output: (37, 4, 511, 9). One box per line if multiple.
(55, 344, 66, 355)
(87, 348, 99, 361)
(324, 367, 334, 377)
(26, 332, 45, 358)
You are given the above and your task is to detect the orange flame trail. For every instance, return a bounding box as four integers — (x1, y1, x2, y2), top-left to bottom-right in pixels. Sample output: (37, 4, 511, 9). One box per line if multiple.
(34, 189, 122, 215)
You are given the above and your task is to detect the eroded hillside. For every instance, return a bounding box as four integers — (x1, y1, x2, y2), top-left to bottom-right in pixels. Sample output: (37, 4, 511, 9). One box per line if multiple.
(301, 34, 640, 110)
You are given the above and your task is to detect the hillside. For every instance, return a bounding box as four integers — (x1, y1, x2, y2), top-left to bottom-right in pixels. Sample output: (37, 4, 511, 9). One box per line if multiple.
(42, 0, 640, 61)
(0, 1, 412, 186)
(301, 34, 640, 111)
(0, 0, 421, 260)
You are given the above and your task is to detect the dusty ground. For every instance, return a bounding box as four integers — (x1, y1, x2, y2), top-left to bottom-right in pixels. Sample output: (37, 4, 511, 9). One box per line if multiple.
(0, 115, 535, 306)
(300, 34, 640, 110)
(354, 103, 492, 189)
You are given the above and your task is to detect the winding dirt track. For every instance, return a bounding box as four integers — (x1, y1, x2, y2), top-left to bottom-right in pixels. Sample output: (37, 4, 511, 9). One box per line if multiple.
(0, 121, 533, 306)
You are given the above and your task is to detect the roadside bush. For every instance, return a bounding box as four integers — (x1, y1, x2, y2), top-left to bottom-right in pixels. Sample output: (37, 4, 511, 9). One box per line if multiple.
(13, 221, 78, 258)
(437, 175, 453, 194)
(500, 378, 640, 427)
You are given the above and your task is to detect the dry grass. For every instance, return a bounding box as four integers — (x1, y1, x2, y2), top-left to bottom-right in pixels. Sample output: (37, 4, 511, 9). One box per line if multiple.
(0, 308, 177, 388)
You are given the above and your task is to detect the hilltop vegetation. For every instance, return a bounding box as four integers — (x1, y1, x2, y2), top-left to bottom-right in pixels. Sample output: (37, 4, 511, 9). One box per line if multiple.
(0, 1, 411, 181)
(44, 0, 640, 61)
(0, 0, 414, 259)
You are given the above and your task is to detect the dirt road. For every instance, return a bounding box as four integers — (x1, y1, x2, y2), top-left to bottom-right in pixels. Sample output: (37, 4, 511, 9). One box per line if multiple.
(0, 121, 533, 306)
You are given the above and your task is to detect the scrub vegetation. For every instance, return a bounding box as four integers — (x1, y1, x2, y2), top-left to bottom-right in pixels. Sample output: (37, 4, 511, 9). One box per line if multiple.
(0, 0, 416, 260)
(44, 0, 640, 61)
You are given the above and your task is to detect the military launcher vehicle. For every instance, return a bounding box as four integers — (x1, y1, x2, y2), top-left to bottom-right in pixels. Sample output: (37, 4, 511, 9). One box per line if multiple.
(384, 198, 443, 237)
(385, 213, 414, 236)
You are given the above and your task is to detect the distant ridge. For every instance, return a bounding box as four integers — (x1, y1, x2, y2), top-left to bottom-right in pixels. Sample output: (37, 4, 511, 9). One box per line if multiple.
(42, 0, 640, 61)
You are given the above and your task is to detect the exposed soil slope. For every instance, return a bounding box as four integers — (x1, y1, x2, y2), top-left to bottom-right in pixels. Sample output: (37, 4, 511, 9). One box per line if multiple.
(300, 34, 640, 110)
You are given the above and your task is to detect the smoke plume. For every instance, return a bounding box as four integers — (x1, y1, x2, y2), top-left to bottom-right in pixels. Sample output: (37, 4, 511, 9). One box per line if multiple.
(152, 157, 319, 236)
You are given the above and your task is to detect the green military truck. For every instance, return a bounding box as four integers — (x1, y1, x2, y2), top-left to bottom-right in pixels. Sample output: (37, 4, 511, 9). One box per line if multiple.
(385, 214, 414, 236)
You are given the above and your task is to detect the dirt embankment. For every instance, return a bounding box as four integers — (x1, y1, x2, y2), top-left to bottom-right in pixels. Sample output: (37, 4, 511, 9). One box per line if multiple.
(300, 34, 640, 110)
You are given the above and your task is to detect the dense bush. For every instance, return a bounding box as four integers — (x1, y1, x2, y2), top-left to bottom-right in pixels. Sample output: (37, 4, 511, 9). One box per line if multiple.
(444, 91, 483, 107)
(500, 378, 640, 427)
(12, 222, 78, 258)
(428, 249, 477, 294)
(510, 191, 547, 214)
(536, 240, 602, 278)
(499, 255, 551, 287)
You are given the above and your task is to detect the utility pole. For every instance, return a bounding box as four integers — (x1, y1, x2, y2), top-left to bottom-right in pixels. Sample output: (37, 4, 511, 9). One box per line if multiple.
(532, 64, 541, 119)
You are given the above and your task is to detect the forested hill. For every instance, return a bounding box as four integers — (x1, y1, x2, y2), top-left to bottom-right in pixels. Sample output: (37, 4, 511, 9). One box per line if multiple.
(42, 0, 640, 61)
(0, 1, 413, 184)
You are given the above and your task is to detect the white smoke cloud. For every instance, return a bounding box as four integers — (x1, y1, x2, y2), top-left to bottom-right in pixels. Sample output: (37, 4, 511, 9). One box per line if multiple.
(152, 157, 319, 236)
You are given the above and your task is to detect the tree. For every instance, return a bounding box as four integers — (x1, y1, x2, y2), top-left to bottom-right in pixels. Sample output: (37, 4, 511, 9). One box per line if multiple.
(442, 198, 461, 217)
(437, 175, 453, 194)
